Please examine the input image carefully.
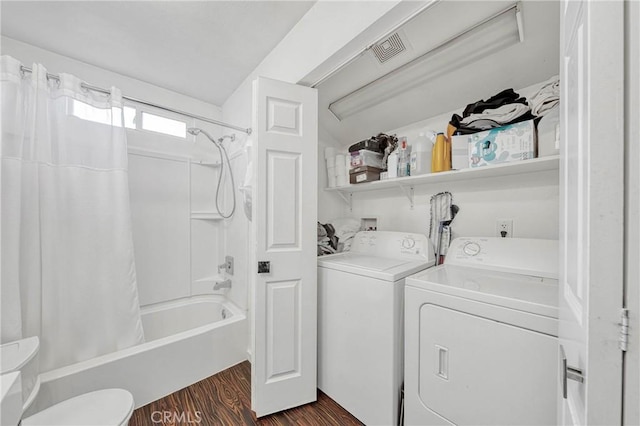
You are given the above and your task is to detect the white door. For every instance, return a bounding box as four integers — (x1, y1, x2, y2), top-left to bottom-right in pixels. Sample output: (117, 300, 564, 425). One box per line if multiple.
(559, 1, 625, 424)
(250, 76, 318, 417)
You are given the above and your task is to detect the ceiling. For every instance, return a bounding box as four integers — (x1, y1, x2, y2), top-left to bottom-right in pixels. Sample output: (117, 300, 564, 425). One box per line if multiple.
(1, 1, 315, 106)
(317, 1, 560, 145)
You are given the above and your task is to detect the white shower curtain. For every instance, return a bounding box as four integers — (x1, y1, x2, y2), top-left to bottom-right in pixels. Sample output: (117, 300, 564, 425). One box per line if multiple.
(1, 56, 144, 371)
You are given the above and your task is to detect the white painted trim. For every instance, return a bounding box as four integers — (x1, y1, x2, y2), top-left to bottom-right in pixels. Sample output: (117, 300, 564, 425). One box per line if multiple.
(623, 1, 640, 424)
(563, 283, 583, 326)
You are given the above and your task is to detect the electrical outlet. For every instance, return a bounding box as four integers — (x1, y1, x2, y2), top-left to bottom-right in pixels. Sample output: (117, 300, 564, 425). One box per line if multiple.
(496, 219, 513, 238)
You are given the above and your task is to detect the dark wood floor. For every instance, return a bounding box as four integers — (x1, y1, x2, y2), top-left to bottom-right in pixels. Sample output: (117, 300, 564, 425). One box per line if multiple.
(129, 361, 363, 426)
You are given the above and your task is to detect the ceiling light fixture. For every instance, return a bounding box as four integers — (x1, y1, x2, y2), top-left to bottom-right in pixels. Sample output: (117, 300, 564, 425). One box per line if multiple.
(328, 2, 524, 121)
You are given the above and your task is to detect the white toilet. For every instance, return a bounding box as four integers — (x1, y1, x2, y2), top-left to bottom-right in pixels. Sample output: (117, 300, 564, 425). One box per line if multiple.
(0, 337, 134, 426)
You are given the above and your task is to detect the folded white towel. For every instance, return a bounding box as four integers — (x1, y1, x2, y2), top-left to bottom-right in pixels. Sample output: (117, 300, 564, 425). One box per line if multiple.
(529, 75, 560, 116)
(532, 98, 559, 116)
(461, 103, 531, 126)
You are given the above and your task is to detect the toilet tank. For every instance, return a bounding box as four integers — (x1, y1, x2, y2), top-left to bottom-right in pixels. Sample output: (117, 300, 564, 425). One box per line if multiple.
(0, 337, 40, 411)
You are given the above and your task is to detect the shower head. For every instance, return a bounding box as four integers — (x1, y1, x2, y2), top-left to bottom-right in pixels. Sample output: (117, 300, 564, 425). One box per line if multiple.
(188, 127, 218, 145)
(188, 127, 235, 144)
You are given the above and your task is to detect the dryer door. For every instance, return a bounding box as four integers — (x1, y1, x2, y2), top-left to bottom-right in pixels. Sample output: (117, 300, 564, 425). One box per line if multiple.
(417, 305, 557, 425)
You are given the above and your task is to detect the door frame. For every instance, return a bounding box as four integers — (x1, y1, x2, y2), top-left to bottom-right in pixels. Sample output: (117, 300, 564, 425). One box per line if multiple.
(623, 1, 640, 424)
(558, 0, 626, 424)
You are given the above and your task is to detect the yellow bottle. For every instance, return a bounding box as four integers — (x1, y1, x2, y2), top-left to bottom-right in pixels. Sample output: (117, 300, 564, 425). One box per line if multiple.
(431, 133, 448, 173)
(445, 125, 455, 171)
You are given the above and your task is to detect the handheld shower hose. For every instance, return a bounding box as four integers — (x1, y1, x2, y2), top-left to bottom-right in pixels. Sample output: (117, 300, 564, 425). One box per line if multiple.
(188, 128, 236, 219)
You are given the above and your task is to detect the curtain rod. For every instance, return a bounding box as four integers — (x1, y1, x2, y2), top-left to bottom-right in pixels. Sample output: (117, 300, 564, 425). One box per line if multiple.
(19, 65, 252, 135)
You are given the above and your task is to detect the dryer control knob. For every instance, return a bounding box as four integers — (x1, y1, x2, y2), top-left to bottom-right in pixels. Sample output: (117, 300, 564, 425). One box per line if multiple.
(462, 242, 481, 256)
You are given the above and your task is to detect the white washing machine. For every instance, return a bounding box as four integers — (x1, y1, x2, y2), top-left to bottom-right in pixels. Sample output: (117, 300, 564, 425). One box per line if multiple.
(318, 231, 435, 426)
(404, 237, 559, 426)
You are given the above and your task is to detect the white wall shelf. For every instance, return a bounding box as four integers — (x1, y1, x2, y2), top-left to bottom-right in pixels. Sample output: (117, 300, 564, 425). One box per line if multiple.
(129, 147, 219, 166)
(192, 160, 221, 167)
(326, 155, 560, 211)
(192, 274, 227, 295)
(191, 211, 223, 220)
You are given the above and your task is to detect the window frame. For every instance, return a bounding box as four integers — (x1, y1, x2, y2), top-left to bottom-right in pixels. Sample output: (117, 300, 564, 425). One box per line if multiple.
(123, 102, 196, 141)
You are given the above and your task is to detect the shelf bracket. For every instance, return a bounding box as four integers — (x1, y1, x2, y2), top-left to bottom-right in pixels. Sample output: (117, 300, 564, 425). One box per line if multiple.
(336, 191, 353, 212)
(399, 185, 414, 210)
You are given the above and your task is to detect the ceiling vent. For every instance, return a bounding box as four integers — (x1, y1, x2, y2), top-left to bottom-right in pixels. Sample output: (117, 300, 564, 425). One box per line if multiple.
(371, 33, 406, 64)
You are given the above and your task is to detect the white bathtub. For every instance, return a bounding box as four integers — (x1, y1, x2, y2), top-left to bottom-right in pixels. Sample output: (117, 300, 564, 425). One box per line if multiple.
(30, 295, 247, 413)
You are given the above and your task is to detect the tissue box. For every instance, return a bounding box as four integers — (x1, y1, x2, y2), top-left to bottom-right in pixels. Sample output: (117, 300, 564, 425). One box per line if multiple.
(349, 166, 383, 184)
(468, 120, 536, 168)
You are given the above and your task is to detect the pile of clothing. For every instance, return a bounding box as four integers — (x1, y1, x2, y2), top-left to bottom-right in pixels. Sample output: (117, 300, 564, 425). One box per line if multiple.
(528, 75, 560, 117)
(531, 76, 561, 156)
(448, 76, 560, 136)
(449, 88, 534, 134)
(317, 217, 362, 256)
(317, 222, 338, 256)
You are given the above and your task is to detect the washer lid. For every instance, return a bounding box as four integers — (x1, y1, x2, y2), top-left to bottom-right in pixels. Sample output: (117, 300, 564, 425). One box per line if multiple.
(318, 252, 434, 281)
(406, 264, 558, 318)
(22, 389, 134, 426)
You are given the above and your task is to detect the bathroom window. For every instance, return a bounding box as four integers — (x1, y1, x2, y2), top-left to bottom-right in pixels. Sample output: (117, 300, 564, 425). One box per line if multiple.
(141, 112, 187, 138)
(71, 100, 188, 139)
(71, 99, 123, 127)
(70, 100, 140, 131)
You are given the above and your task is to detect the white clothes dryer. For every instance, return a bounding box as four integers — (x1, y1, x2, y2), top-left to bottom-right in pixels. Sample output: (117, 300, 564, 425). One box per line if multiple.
(318, 231, 435, 426)
(404, 237, 559, 426)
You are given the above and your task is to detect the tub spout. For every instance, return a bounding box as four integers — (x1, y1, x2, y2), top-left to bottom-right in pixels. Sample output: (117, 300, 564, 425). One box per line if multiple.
(214, 279, 232, 291)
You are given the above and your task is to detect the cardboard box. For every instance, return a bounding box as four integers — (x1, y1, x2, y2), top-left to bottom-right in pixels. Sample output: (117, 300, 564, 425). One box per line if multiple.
(349, 166, 383, 184)
(467, 120, 536, 168)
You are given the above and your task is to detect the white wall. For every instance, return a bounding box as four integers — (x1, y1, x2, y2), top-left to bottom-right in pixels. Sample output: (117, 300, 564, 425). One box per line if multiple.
(320, 80, 560, 241)
(2, 37, 228, 307)
(220, 134, 252, 311)
(2, 36, 220, 119)
(346, 176, 558, 240)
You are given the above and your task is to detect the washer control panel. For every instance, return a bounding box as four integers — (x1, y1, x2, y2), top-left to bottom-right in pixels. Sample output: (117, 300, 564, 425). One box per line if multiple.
(351, 231, 433, 261)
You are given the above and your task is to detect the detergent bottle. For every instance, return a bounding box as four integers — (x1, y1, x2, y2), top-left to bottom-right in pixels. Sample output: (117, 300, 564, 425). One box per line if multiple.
(431, 133, 450, 173)
(410, 131, 434, 175)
